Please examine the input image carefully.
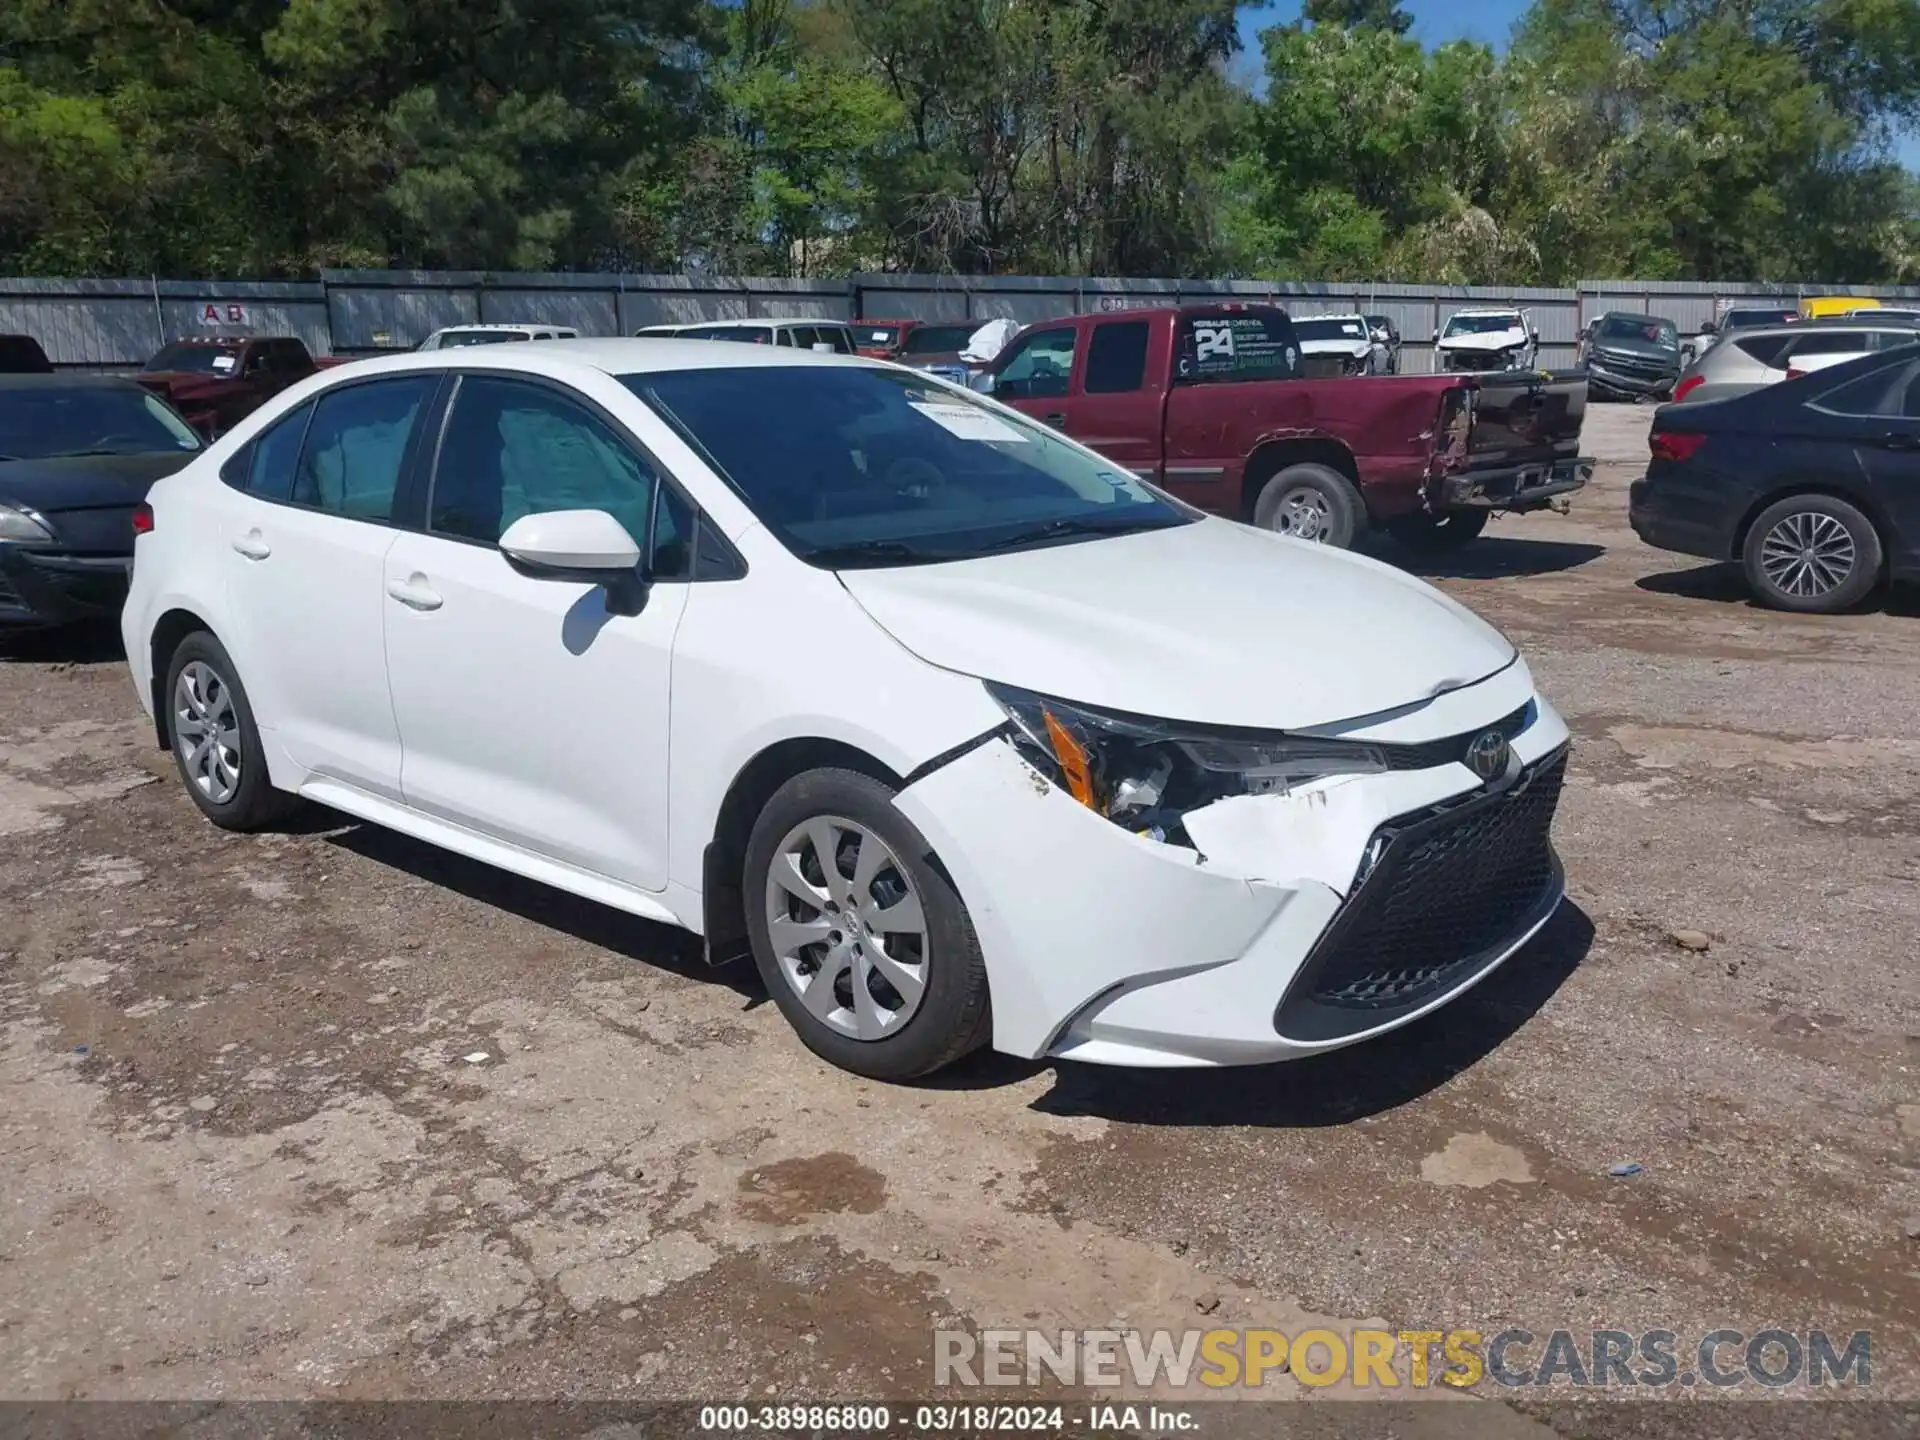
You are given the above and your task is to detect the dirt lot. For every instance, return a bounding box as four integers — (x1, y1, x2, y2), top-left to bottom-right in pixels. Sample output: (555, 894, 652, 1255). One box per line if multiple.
(2, 403, 1916, 1433)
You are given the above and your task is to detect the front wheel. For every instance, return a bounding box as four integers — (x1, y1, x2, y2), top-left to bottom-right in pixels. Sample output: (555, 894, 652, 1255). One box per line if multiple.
(1389, 509, 1489, 554)
(745, 768, 991, 1081)
(1741, 494, 1883, 613)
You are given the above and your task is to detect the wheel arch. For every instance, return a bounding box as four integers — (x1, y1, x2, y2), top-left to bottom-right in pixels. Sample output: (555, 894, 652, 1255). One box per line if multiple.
(147, 607, 224, 749)
(1731, 479, 1891, 571)
(1240, 436, 1361, 521)
(700, 737, 906, 966)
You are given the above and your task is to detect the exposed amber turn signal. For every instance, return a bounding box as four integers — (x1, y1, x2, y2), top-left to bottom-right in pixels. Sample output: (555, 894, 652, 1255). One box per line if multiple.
(1041, 708, 1098, 809)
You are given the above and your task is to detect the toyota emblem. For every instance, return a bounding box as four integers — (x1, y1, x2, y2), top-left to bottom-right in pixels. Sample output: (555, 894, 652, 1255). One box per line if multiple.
(1466, 729, 1511, 782)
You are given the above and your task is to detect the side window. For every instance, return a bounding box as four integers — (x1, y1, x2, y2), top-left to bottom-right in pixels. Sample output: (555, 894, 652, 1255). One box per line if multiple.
(1902, 368, 1920, 419)
(651, 480, 695, 582)
(1084, 321, 1150, 394)
(994, 328, 1077, 400)
(240, 401, 313, 500)
(1813, 366, 1904, 418)
(429, 376, 655, 554)
(1784, 331, 1871, 359)
(290, 377, 434, 522)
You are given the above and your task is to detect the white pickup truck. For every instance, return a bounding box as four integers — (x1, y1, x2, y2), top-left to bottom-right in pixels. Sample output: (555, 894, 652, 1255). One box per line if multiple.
(1434, 308, 1540, 373)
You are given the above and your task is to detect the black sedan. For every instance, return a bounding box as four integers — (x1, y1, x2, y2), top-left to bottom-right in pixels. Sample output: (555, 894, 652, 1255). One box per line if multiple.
(0, 376, 203, 627)
(1630, 344, 1920, 613)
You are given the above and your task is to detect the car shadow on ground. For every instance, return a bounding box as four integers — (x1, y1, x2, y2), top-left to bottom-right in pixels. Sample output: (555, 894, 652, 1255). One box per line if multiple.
(320, 819, 761, 998)
(1375, 536, 1606, 581)
(1637, 561, 1920, 617)
(0, 619, 127, 665)
(989, 901, 1595, 1126)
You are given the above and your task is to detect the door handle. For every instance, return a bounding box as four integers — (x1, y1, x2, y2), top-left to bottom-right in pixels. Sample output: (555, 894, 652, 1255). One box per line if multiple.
(1876, 432, 1920, 451)
(231, 531, 270, 561)
(1043, 412, 1068, 426)
(386, 575, 443, 611)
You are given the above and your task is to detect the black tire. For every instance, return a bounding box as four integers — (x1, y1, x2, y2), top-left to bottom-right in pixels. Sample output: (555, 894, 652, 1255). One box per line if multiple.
(743, 767, 991, 1081)
(1741, 493, 1883, 614)
(162, 630, 299, 831)
(1252, 462, 1366, 549)
(1390, 509, 1490, 554)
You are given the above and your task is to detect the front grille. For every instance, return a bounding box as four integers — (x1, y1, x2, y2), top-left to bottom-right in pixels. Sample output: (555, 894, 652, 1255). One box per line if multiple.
(1275, 748, 1567, 1042)
(1381, 704, 1532, 771)
(1595, 350, 1673, 378)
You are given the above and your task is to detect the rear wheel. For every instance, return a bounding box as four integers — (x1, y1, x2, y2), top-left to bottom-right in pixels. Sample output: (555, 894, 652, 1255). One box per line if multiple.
(163, 631, 299, 831)
(1389, 509, 1489, 554)
(1741, 494, 1882, 613)
(745, 768, 991, 1081)
(1252, 463, 1365, 548)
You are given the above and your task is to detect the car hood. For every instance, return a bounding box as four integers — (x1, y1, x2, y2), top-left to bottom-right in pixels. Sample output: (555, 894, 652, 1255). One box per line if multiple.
(1437, 329, 1528, 352)
(0, 450, 199, 512)
(837, 518, 1517, 730)
(1298, 337, 1372, 358)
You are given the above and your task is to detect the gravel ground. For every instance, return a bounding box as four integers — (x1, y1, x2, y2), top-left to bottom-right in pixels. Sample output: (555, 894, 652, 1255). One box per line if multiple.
(1, 402, 1915, 1435)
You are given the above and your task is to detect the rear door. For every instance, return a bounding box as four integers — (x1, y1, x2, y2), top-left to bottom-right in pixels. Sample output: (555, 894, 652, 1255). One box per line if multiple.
(1816, 357, 1920, 570)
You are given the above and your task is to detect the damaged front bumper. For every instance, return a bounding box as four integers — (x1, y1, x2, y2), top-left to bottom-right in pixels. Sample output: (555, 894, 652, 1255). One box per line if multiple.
(893, 667, 1572, 1067)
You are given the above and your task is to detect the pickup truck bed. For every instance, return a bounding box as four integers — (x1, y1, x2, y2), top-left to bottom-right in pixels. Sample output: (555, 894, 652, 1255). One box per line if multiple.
(978, 305, 1591, 551)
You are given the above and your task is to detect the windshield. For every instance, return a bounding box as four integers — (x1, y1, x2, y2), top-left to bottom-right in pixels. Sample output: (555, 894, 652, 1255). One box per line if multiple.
(144, 342, 246, 374)
(1443, 314, 1522, 337)
(1597, 315, 1679, 348)
(626, 366, 1193, 567)
(1294, 317, 1369, 343)
(899, 325, 979, 355)
(0, 385, 202, 460)
(858, 324, 908, 347)
(433, 330, 528, 348)
(680, 325, 774, 344)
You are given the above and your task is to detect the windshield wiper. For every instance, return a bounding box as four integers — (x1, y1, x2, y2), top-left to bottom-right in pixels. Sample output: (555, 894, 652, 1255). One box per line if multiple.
(979, 515, 1177, 552)
(806, 538, 957, 569)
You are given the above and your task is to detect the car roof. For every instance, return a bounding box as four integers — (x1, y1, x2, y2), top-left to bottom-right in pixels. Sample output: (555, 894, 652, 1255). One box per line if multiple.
(1449, 307, 1524, 315)
(687, 317, 851, 329)
(305, 338, 886, 381)
(436, 323, 573, 332)
(1297, 312, 1367, 320)
(0, 373, 145, 390)
(1595, 310, 1673, 322)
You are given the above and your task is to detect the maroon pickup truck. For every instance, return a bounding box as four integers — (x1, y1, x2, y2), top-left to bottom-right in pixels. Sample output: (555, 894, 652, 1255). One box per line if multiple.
(136, 336, 347, 440)
(977, 304, 1591, 550)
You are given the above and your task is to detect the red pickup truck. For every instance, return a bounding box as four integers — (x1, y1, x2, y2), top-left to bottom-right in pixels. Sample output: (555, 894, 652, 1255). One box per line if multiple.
(136, 336, 347, 439)
(977, 304, 1591, 551)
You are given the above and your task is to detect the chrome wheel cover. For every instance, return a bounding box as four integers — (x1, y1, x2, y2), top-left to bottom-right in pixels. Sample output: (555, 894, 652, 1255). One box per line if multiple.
(764, 816, 929, 1041)
(174, 660, 242, 805)
(1273, 486, 1332, 542)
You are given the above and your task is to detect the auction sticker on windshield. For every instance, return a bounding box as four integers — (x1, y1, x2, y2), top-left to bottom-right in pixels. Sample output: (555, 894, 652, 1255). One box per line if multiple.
(910, 401, 1028, 443)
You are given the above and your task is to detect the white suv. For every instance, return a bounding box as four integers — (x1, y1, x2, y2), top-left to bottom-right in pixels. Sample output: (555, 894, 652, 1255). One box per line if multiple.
(122, 340, 1570, 1080)
(417, 324, 580, 349)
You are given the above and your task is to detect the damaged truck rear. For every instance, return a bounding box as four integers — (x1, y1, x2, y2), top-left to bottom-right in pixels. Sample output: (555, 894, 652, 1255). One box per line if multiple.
(977, 303, 1592, 552)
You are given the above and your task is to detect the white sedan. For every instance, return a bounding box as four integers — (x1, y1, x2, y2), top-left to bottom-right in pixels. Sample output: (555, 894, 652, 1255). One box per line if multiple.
(121, 341, 1571, 1080)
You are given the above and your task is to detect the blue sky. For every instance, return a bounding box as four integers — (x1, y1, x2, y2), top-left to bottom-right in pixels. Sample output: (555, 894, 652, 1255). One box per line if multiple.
(1234, 0, 1920, 167)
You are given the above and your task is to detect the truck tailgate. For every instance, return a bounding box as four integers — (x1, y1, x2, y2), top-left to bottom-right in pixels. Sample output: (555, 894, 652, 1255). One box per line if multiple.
(1470, 370, 1587, 466)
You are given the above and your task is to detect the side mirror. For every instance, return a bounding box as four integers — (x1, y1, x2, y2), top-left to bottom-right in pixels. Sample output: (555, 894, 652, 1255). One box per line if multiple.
(1699, 321, 1718, 336)
(1431, 327, 1441, 343)
(500, 508, 649, 616)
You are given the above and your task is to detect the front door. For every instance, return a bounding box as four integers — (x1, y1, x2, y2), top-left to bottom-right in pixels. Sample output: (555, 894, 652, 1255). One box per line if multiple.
(381, 372, 690, 891)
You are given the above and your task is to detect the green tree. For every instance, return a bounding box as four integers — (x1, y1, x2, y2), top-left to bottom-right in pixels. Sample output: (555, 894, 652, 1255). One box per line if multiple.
(1302, 0, 1414, 35)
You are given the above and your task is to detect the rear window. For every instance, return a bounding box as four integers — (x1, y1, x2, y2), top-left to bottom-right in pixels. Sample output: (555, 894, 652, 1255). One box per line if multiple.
(682, 325, 774, 345)
(900, 325, 979, 355)
(1734, 334, 1796, 368)
(0, 335, 52, 373)
(1177, 312, 1300, 383)
(145, 342, 246, 374)
(1085, 321, 1150, 393)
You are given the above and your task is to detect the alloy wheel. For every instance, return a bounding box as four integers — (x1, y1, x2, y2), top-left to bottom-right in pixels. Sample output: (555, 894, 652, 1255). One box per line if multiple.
(764, 816, 929, 1041)
(174, 660, 242, 805)
(1759, 510, 1856, 600)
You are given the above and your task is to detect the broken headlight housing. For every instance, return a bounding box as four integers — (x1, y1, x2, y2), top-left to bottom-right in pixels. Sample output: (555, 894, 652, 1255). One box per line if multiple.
(987, 682, 1387, 847)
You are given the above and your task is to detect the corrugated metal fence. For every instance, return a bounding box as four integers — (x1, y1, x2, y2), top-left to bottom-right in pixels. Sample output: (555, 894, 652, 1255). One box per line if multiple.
(8, 270, 1920, 374)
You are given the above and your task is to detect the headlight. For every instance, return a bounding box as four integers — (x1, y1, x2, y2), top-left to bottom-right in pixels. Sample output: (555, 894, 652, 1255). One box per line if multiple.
(0, 502, 53, 542)
(987, 682, 1386, 846)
